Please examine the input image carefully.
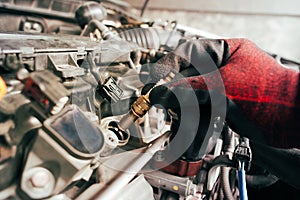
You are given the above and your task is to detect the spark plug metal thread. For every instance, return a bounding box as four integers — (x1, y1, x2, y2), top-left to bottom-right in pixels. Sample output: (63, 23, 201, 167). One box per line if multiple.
(109, 72, 175, 146)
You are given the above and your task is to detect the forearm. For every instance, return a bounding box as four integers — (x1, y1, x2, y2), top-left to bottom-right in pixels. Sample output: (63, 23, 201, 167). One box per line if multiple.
(157, 38, 300, 148)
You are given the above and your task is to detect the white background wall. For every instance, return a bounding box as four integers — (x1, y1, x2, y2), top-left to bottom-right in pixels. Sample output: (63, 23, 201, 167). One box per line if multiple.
(126, 0, 300, 16)
(125, 0, 300, 62)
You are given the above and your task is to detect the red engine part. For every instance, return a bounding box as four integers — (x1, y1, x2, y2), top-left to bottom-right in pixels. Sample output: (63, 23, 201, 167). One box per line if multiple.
(152, 158, 203, 177)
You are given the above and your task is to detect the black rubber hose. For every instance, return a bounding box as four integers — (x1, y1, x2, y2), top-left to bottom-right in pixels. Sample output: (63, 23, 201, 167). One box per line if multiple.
(246, 173, 278, 189)
(250, 141, 300, 189)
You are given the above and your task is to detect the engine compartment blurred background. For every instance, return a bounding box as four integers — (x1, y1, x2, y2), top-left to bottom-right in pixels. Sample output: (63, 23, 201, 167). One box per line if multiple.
(1, 0, 300, 62)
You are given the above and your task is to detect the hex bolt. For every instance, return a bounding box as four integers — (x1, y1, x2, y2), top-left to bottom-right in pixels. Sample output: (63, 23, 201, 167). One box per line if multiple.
(30, 170, 51, 188)
(154, 150, 165, 161)
(22, 167, 56, 199)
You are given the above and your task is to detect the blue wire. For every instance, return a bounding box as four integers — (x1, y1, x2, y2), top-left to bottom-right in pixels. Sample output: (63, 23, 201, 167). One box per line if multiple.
(238, 161, 248, 200)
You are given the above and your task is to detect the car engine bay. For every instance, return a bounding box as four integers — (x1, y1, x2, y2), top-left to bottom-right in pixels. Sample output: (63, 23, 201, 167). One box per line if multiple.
(0, 0, 299, 200)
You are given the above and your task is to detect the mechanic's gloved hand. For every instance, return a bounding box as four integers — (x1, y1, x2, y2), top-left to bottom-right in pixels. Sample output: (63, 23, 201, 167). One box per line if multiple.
(148, 84, 211, 110)
(147, 38, 300, 189)
(149, 38, 300, 149)
(145, 83, 227, 161)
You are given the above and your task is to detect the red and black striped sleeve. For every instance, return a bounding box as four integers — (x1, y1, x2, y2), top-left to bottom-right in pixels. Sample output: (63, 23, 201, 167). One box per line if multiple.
(161, 38, 300, 148)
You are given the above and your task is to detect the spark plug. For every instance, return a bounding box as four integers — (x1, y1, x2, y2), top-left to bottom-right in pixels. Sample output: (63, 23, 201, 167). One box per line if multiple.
(108, 72, 175, 146)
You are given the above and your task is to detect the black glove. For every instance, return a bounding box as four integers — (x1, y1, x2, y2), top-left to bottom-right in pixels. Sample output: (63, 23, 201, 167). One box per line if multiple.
(147, 83, 227, 161)
(146, 82, 267, 160)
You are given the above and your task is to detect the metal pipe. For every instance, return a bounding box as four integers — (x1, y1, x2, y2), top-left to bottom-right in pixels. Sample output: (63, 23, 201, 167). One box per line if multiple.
(86, 132, 170, 200)
(144, 171, 197, 196)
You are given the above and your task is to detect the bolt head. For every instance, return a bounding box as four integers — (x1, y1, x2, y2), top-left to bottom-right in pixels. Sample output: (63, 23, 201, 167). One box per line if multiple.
(30, 170, 50, 188)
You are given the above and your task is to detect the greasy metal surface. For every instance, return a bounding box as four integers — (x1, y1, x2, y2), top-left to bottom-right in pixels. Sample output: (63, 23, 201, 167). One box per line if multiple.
(0, 33, 99, 51)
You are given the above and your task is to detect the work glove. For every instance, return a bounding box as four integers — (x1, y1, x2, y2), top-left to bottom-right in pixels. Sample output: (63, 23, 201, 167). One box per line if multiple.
(147, 83, 226, 161)
(147, 38, 300, 189)
(149, 38, 300, 149)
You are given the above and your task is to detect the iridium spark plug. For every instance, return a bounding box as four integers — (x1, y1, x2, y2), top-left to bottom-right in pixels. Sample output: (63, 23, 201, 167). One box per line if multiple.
(108, 72, 175, 146)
